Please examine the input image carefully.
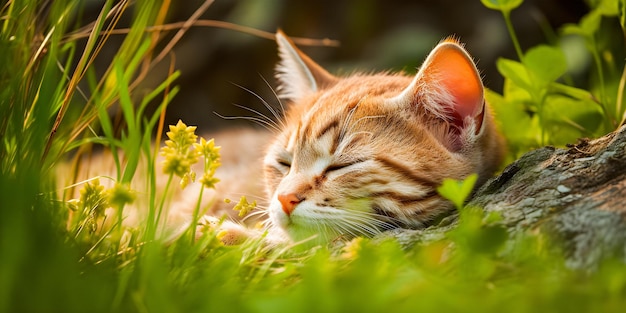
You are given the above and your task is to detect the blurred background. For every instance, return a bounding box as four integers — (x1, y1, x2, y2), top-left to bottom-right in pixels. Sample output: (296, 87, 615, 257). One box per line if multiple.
(87, 0, 589, 133)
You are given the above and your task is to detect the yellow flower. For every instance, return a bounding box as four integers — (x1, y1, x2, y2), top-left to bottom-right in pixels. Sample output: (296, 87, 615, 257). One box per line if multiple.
(195, 137, 221, 189)
(231, 196, 256, 217)
(199, 172, 220, 189)
(106, 183, 136, 208)
(194, 138, 221, 165)
(167, 120, 198, 150)
(159, 121, 223, 190)
(180, 171, 197, 189)
(161, 154, 193, 178)
(79, 178, 108, 217)
(160, 120, 200, 185)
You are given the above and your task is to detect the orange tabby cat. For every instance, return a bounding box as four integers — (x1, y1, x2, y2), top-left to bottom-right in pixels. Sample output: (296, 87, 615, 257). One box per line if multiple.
(257, 31, 505, 243)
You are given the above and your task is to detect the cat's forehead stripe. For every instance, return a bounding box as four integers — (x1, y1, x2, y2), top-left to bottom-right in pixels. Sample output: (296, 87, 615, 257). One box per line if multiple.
(313, 119, 340, 141)
(374, 156, 438, 187)
(370, 190, 439, 205)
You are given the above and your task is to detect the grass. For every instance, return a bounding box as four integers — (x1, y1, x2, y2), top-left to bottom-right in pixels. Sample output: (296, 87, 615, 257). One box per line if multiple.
(1, 0, 626, 312)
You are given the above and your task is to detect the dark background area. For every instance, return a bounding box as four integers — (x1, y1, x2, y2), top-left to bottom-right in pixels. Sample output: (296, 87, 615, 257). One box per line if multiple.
(89, 0, 589, 133)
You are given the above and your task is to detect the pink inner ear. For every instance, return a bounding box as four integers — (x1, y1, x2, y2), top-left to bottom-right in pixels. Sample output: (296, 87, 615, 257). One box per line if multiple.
(428, 43, 484, 133)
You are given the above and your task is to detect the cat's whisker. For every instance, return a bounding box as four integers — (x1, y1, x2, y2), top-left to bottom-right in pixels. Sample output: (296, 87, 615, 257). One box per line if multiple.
(341, 209, 401, 234)
(222, 191, 267, 201)
(242, 209, 268, 222)
(232, 84, 282, 124)
(260, 218, 274, 229)
(332, 220, 365, 237)
(330, 221, 358, 238)
(341, 217, 383, 236)
(232, 103, 275, 122)
(259, 74, 288, 129)
(346, 219, 377, 237)
(214, 112, 280, 132)
(319, 222, 335, 240)
(243, 206, 268, 214)
(357, 208, 403, 224)
(309, 209, 378, 238)
(232, 80, 287, 131)
(232, 103, 281, 130)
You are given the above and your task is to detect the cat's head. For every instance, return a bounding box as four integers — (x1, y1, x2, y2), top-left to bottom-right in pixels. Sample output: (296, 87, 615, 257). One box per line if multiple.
(263, 31, 504, 243)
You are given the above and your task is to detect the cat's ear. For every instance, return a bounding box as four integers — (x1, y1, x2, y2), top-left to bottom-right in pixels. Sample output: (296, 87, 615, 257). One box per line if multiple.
(275, 30, 337, 101)
(392, 38, 485, 138)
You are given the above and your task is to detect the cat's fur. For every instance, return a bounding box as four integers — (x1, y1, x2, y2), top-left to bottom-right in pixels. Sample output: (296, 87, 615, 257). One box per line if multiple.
(258, 31, 504, 244)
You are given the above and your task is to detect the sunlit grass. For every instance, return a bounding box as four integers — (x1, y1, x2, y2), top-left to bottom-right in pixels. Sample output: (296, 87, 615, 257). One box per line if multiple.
(1, 0, 626, 312)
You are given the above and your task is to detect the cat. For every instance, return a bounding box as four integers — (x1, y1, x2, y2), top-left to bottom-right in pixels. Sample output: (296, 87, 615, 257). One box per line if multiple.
(215, 31, 505, 245)
(62, 31, 505, 247)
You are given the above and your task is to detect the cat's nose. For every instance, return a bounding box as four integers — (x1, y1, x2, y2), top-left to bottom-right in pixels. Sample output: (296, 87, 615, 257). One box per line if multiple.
(278, 193, 302, 216)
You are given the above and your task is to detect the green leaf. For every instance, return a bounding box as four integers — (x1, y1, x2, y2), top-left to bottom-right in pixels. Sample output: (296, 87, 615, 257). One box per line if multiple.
(486, 88, 541, 157)
(496, 58, 531, 90)
(580, 10, 603, 36)
(542, 94, 604, 144)
(523, 45, 567, 85)
(471, 224, 509, 254)
(448, 206, 508, 255)
(561, 23, 586, 37)
(582, 10, 604, 34)
(480, 0, 523, 12)
(437, 174, 478, 210)
(561, 10, 603, 40)
(596, 0, 619, 16)
(549, 82, 598, 103)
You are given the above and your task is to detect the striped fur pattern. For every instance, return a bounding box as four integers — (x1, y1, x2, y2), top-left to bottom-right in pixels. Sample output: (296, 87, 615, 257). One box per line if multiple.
(264, 32, 505, 243)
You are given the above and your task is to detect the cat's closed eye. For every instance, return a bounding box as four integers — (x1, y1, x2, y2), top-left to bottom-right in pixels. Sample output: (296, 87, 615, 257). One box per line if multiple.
(325, 164, 348, 173)
(324, 161, 360, 173)
(324, 159, 365, 174)
(277, 160, 291, 168)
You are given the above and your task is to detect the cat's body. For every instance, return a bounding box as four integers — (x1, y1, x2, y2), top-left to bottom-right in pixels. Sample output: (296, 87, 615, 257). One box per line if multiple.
(62, 32, 504, 245)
